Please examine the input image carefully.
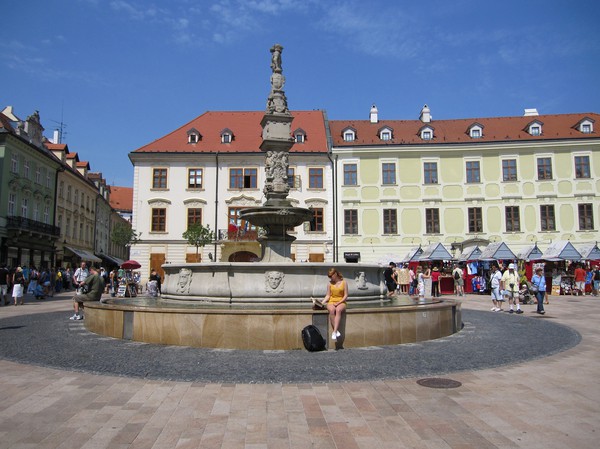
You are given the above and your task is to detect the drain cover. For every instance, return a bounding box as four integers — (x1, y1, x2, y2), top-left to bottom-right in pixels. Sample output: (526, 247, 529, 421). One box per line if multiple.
(416, 378, 462, 389)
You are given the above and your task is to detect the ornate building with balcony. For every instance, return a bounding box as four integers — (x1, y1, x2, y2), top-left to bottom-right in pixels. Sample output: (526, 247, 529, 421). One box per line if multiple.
(0, 109, 61, 267)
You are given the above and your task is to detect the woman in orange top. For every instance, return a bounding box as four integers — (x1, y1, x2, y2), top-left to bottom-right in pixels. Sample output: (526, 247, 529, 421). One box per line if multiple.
(323, 268, 348, 341)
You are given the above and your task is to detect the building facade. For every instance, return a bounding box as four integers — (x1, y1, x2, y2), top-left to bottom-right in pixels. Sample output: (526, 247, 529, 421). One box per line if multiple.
(0, 110, 61, 267)
(330, 106, 599, 262)
(129, 110, 333, 280)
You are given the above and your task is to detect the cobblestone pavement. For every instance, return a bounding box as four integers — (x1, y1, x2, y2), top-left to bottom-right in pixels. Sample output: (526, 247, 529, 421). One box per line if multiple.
(0, 291, 598, 448)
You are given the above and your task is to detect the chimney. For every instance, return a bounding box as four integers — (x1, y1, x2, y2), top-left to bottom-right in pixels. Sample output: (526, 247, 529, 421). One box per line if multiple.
(369, 104, 378, 123)
(420, 104, 431, 123)
(523, 108, 539, 116)
(53, 129, 60, 143)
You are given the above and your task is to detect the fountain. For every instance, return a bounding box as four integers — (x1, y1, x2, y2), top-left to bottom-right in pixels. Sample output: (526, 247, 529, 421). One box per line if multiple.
(84, 45, 461, 350)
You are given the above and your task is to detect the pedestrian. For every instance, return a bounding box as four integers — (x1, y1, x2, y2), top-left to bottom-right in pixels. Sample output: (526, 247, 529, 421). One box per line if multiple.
(489, 264, 503, 311)
(0, 264, 9, 306)
(416, 266, 425, 301)
(408, 265, 416, 296)
(592, 265, 600, 296)
(573, 263, 586, 296)
(73, 262, 89, 293)
(384, 262, 397, 297)
(452, 263, 464, 296)
(12, 267, 25, 306)
(431, 266, 441, 297)
(322, 268, 348, 341)
(70, 266, 106, 320)
(531, 267, 546, 315)
(501, 263, 522, 314)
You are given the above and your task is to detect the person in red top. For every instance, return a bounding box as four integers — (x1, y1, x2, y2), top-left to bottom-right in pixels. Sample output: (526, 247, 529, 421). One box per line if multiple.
(573, 264, 586, 296)
(431, 266, 441, 297)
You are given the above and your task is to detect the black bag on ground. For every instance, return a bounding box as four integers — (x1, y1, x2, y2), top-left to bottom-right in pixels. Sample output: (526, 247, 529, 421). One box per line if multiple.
(302, 325, 326, 352)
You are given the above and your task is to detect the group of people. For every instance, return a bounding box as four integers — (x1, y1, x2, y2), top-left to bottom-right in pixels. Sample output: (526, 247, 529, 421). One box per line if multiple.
(488, 263, 548, 315)
(382, 262, 463, 300)
(0, 264, 71, 306)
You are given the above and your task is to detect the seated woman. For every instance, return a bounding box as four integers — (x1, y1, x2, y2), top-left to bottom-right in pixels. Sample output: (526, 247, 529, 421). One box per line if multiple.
(322, 268, 348, 341)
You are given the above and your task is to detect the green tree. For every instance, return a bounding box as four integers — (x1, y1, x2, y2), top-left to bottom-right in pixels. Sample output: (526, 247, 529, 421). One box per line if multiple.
(111, 222, 140, 248)
(182, 223, 214, 261)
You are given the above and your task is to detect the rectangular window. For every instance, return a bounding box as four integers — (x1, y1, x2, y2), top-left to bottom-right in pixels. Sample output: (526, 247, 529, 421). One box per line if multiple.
(8, 193, 16, 215)
(21, 198, 28, 218)
(24, 160, 30, 178)
(151, 208, 166, 232)
(537, 157, 553, 180)
(468, 207, 483, 233)
(33, 202, 39, 221)
(382, 163, 396, 185)
(229, 168, 257, 189)
(424, 162, 438, 184)
(502, 159, 517, 181)
(425, 208, 440, 234)
(540, 205, 556, 231)
(466, 161, 480, 183)
(343, 164, 357, 186)
(578, 204, 594, 230)
(35, 167, 41, 183)
(383, 209, 397, 234)
(287, 167, 296, 189)
(309, 207, 324, 232)
(381, 131, 391, 141)
(309, 168, 324, 189)
(11, 154, 18, 173)
(152, 168, 168, 189)
(505, 206, 520, 232)
(575, 156, 591, 178)
(188, 168, 203, 188)
(344, 209, 358, 234)
(187, 208, 202, 228)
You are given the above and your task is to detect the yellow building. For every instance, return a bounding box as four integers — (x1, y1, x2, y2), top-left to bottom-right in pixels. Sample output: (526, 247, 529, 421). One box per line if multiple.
(330, 106, 599, 262)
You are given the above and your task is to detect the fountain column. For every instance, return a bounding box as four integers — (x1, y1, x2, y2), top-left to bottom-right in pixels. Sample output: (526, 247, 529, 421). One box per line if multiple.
(240, 44, 313, 262)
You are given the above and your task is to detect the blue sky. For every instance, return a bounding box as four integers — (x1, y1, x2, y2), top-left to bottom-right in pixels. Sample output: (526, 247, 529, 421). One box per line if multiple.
(3, 0, 599, 186)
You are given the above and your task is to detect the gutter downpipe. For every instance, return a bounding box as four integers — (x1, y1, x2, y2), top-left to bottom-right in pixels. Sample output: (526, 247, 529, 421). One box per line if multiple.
(214, 150, 219, 260)
(323, 110, 337, 263)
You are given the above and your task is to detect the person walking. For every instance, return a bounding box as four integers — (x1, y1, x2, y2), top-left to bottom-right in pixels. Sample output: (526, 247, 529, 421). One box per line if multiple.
(531, 267, 546, 315)
(573, 263, 586, 296)
(11, 267, 25, 306)
(489, 265, 503, 312)
(501, 263, 522, 314)
(431, 266, 441, 297)
(383, 262, 397, 297)
(452, 264, 464, 296)
(73, 262, 89, 293)
(0, 264, 9, 306)
(592, 265, 600, 297)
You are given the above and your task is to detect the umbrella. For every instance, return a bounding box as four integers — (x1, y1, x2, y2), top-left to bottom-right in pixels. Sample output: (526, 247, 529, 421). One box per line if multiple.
(121, 260, 141, 270)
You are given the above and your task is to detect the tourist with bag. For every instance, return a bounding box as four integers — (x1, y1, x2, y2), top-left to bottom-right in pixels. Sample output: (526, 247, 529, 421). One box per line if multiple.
(530, 267, 546, 315)
(12, 267, 25, 306)
(73, 262, 89, 294)
(70, 266, 105, 320)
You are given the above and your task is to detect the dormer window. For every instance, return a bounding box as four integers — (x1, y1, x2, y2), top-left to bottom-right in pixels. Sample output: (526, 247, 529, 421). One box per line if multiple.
(576, 118, 594, 134)
(220, 128, 233, 144)
(378, 126, 393, 141)
(293, 128, 306, 143)
(420, 126, 434, 141)
(342, 127, 356, 142)
(187, 128, 201, 144)
(527, 120, 543, 136)
(468, 123, 483, 139)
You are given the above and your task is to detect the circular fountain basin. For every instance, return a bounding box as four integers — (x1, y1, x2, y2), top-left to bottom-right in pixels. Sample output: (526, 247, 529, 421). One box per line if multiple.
(160, 262, 386, 305)
(84, 296, 461, 350)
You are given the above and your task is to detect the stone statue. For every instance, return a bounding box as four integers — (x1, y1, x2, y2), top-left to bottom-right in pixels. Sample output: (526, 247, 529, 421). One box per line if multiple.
(270, 44, 283, 73)
(266, 44, 289, 114)
(265, 270, 285, 293)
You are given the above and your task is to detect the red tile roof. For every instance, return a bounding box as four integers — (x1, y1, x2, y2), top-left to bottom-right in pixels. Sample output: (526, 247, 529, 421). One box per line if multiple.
(330, 113, 600, 146)
(132, 110, 329, 154)
(109, 186, 133, 212)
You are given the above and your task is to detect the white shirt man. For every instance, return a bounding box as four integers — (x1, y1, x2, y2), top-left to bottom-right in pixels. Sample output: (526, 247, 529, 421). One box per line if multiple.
(500, 263, 522, 314)
(73, 262, 89, 292)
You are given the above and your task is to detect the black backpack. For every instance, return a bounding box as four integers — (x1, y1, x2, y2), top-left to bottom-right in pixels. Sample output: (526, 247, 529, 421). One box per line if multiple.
(301, 325, 326, 352)
(454, 270, 460, 280)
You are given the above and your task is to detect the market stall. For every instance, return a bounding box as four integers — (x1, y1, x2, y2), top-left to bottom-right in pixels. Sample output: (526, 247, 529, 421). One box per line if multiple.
(541, 241, 582, 295)
(576, 243, 600, 294)
(457, 246, 484, 294)
(117, 259, 142, 297)
(419, 243, 453, 295)
(473, 242, 517, 294)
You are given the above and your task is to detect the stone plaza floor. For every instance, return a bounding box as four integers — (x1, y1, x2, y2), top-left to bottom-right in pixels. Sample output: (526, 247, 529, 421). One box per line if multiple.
(0, 290, 598, 448)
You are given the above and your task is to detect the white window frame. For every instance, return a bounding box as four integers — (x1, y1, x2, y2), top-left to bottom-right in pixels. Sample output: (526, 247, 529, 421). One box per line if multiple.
(343, 129, 356, 142)
(11, 154, 18, 173)
(421, 127, 434, 140)
(8, 193, 16, 215)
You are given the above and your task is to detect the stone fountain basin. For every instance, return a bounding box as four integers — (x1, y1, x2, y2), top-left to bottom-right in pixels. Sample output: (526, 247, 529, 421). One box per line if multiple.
(161, 262, 385, 305)
(239, 206, 314, 230)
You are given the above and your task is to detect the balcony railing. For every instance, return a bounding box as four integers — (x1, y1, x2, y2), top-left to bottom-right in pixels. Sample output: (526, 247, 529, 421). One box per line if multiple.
(218, 228, 259, 242)
(6, 216, 61, 237)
